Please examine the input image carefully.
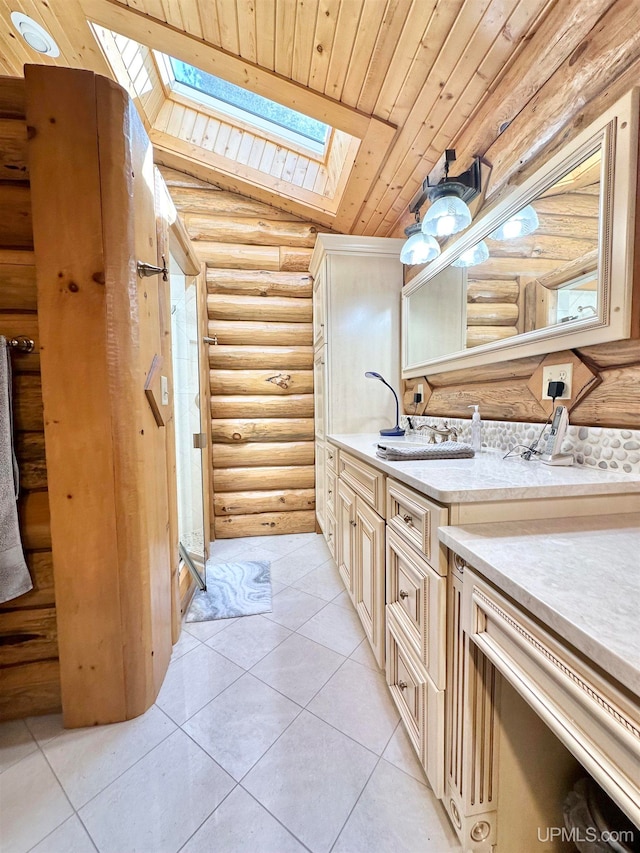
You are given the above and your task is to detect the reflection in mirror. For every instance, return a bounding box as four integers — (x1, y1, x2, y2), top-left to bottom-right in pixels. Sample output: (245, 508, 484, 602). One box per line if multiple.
(463, 147, 601, 348)
(402, 88, 636, 378)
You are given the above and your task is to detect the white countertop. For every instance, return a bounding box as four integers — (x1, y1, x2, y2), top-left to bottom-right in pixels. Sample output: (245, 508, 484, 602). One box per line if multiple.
(328, 433, 640, 503)
(439, 514, 640, 695)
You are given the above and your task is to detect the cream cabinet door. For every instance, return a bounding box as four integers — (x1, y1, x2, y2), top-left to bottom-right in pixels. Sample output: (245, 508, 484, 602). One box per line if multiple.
(354, 497, 385, 668)
(336, 478, 356, 598)
(315, 439, 326, 532)
(312, 266, 325, 348)
(313, 346, 326, 440)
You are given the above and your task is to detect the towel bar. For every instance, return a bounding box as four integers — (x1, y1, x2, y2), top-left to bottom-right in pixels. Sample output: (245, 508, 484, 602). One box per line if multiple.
(7, 337, 35, 353)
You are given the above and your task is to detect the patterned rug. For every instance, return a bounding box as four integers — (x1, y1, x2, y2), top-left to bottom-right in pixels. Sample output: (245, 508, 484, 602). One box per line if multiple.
(185, 560, 272, 622)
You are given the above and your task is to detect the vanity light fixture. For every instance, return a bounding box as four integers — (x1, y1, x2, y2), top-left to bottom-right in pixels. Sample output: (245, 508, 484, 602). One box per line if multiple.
(420, 149, 481, 238)
(452, 240, 490, 268)
(489, 204, 539, 241)
(10, 12, 60, 57)
(364, 372, 405, 437)
(399, 214, 441, 265)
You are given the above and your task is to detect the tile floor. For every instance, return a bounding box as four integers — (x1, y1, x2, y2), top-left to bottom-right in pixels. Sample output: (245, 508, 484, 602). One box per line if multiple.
(0, 533, 461, 853)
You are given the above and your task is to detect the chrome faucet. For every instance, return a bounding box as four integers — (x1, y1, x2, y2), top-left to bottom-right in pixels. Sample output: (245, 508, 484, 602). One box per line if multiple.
(416, 421, 458, 443)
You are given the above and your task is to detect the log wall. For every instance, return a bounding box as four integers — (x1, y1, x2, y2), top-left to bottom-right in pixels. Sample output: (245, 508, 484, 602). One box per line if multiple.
(162, 167, 317, 538)
(0, 79, 60, 721)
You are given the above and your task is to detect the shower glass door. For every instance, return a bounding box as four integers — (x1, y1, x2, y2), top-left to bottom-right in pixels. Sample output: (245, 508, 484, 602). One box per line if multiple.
(170, 254, 206, 571)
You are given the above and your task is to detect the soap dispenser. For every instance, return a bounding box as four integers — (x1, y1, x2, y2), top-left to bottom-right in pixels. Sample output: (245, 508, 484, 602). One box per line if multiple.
(468, 405, 482, 452)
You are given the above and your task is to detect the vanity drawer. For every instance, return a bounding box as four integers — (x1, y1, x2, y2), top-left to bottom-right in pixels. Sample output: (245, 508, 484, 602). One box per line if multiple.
(326, 465, 337, 518)
(386, 609, 444, 798)
(326, 443, 338, 472)
(324, 509, 336, 559)
(387, 479, 448, 573)
(338, 451, 385, 516)
(386, 528, 446, 688)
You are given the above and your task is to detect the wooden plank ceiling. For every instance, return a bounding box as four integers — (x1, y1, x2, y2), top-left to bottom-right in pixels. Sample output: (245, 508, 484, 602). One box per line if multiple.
(2, 0, 638, 236)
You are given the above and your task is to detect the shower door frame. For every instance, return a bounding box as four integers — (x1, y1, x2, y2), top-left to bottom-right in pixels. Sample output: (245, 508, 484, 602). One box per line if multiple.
(168, 221, 211, 616)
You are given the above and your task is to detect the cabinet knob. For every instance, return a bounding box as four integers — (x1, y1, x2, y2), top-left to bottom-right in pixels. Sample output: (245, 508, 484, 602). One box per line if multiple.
(399, 590, 409, 600)
(350, 520, 357, 527)
(328, 489, 332, 495)
(398, 680, 408, 690)
(402, 514, 412, 524)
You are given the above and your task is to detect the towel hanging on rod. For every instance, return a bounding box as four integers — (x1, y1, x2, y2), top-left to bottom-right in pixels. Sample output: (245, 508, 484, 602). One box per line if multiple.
(0, 335, 33, 603)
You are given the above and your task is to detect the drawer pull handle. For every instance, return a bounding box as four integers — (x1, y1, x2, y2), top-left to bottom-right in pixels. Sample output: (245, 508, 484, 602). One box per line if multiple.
(402, 514, 413, 524)
(398, 680, 408, 690)
(399, 590, 409, 600)
(350, 520, 357, 527)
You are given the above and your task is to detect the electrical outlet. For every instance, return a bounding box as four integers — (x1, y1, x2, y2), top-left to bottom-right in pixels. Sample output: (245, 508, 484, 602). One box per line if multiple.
(542, 363, 573, 399)
(418, 383, 424, 398)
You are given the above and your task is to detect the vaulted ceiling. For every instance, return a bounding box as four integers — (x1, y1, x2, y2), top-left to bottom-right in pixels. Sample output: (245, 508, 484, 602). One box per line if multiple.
(0, 0, 637, 236)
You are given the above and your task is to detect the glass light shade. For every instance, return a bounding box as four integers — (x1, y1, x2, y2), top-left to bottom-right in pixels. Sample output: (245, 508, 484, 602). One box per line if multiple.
(489, 204, 539, 240)
(452, 241, 490, 268)
(422, 194, 472, 237)
(400, 231, 441, 265)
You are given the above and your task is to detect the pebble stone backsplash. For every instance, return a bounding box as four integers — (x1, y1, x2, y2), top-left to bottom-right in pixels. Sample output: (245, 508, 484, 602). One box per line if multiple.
(400, 414, 640, 476)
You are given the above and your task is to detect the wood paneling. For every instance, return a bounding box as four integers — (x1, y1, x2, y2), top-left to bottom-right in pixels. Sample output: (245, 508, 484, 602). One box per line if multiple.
(0, 78, 58, 721)
(214, 466, 316, 492)
(214, 509, 315, 538)
(168, 168, 317, 539)
(213, 489, 315, 517)
(208, 294, 312, 323)
(211, 441, 315, 468)
(26, 66, 173, 726)
(211, 395, 314, 418)
(209, 345, 313, 370)
(1, 0, 636, 239)
(208, 320, 312, 346)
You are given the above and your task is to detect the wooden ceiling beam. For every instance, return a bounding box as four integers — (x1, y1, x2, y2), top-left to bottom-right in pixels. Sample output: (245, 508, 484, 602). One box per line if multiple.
(80, 0, 385, 139)
(152, 139, 336, 229)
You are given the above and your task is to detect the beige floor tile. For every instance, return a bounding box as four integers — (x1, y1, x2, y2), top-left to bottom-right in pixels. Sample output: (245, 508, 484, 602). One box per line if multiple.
(206, 614, 291, 669)
(250, 633, 344, 706)
(382, 722, 428, 785)
(349, 637, 381, 671)
(0, 750, 73, 853)
(333, 589, 355, 610)
(0, 718, 37, 774)
(269, 541, 331, 585)
(308, 659, 399, 754)
(41, 704, 176, 808)
(290, 558, 345, 601)
(24, 714, 64, 746)
(333, 759, 460, 853)
(243, 711, 377, 853)
(79, 730, 234, 853)
(170, 629, 201, 661)
(155, 645, 243, 725)
(183, 673, 300, 780)
(262, 586, 326, 630)
(181, 786, 306, 853)
(30, 815, 97, 853)
(297, 602, 365, 656)
(183, 616, 238, 642)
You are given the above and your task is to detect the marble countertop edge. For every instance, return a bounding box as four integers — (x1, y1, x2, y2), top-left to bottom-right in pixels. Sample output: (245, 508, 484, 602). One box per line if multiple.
(328, 434, 640, 503)
(438, 516, 640, 698)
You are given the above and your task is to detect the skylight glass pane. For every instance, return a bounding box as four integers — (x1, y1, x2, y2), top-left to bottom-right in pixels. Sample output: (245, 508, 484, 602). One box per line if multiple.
(170, 59, 328, 145)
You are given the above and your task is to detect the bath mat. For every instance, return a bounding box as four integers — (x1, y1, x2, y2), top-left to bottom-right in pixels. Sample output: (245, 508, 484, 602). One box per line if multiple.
(186, 560, 271, 622)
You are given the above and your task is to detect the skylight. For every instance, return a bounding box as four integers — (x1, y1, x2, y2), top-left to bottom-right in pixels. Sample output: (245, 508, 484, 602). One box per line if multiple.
(170, 59, 329, 153)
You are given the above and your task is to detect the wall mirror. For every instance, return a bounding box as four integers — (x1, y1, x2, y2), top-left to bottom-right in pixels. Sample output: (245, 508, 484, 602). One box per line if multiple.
(403, 88, 638, 377)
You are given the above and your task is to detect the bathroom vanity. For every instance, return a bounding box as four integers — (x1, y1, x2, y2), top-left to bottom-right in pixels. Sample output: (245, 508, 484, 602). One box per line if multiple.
(320, 434, 640, 851)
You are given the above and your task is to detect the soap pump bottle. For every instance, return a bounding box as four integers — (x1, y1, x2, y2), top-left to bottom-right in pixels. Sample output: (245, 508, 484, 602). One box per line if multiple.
(468, 405, 482, 452)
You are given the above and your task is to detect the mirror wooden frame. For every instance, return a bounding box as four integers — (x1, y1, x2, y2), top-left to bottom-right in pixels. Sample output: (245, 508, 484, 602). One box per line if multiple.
(402, 88, 638, 378)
